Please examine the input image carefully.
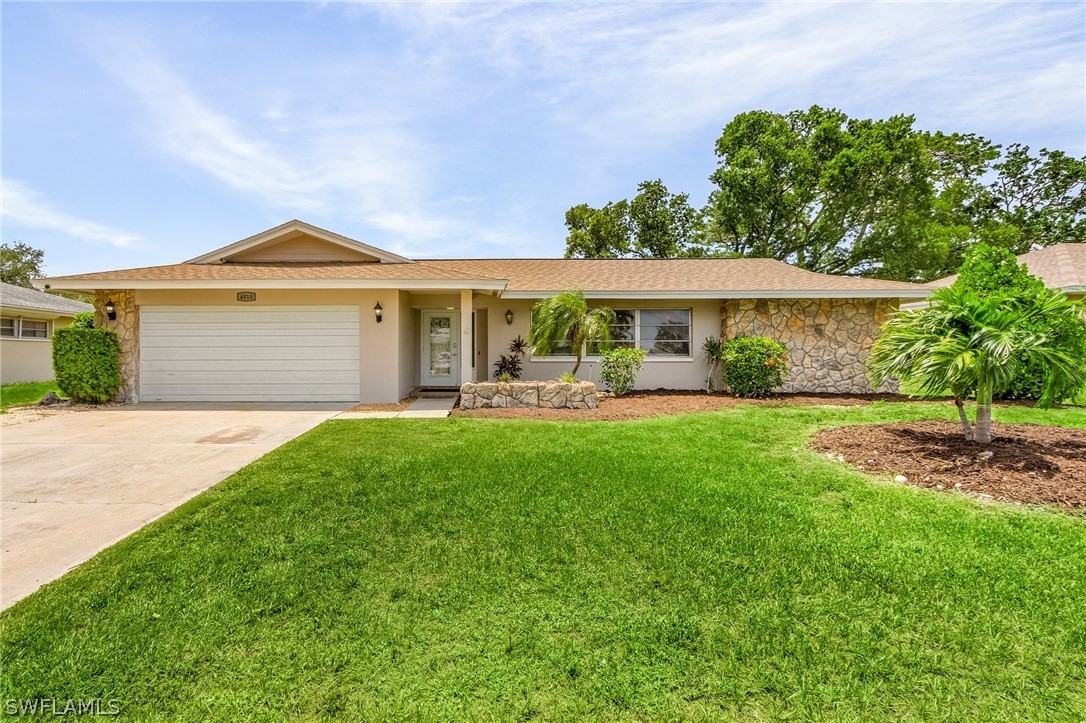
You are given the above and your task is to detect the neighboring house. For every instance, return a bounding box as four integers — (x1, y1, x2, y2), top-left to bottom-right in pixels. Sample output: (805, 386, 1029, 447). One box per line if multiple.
(0, 282, 92, 385)
(928, 243, 1086, 300)
(35, 220, 929, 403)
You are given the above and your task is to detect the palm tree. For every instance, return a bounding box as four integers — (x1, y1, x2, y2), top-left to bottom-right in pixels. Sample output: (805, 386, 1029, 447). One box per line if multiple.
(868, 285, 1085, 444)
(529, 290, 616, 378)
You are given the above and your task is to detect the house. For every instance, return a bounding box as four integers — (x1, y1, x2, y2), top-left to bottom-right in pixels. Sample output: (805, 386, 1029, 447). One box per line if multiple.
(929, 243, 1086, 300)
(35, 220, 929, 403)
(0, 282, 92, 385)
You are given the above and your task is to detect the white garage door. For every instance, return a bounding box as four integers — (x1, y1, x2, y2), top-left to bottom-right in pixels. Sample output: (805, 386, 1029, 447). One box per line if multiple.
(140, 306, 361, 402)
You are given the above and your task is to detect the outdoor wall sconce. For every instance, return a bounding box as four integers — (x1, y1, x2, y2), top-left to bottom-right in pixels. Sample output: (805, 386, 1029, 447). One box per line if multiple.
(505, 309, 514, 325)
(373, 302, 383, 323)
(105, 299, 117, 321)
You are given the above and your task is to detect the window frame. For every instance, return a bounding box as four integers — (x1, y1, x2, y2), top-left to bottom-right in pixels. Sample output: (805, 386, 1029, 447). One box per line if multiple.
(0, 317, 53, 341)
(533, 307, 693, 361)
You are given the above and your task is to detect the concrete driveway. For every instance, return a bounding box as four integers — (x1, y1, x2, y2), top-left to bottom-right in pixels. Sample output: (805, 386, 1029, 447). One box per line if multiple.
(1, 402, 347, 609)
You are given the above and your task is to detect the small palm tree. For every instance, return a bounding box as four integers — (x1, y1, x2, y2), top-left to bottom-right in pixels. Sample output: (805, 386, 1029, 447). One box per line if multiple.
(869, 284, 1086, 444)
(530, 289, 615, 377)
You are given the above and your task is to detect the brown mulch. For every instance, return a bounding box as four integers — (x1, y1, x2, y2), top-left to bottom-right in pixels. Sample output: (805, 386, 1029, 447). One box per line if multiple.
(812, 420, 1086, 509)
(453, 389, 912, 422)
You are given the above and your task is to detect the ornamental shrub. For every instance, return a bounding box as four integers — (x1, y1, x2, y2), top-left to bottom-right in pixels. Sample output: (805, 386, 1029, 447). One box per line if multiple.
(599, 347, 646, 396)
(52, 328, 121, 404)
(719, 336, 789, 398)
(70, 311, 95, 329)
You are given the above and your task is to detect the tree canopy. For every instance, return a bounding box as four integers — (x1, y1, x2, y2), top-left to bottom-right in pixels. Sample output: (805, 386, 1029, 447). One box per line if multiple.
(1, 242, 45, 288)
(562, 106, 1086, 281)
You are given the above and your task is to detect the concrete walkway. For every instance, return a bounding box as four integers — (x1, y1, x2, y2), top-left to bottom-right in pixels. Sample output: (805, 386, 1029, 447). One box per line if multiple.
(1, 402, 347, 609)
(336, 396, 457, 420)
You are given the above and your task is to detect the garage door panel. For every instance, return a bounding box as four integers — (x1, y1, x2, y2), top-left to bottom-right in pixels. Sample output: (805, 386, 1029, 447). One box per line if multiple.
(140, 306, 361, 402)
(141, 346, 361, 361)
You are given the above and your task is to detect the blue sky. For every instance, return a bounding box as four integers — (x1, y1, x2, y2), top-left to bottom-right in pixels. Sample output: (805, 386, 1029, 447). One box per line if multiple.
(3, 2, 1084, 276)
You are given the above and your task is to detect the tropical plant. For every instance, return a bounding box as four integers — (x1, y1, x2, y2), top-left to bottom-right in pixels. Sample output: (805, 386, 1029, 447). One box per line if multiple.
(701, 336, 725, 392)
(495, 371, 515, 383)
(493, 354, 522, 381)
(719, 336, 789, 398)
(599, 347, 646, 396)
(557, 371, 578, 384)
(529, 289, 615, 376)
(868, 284, 1086, 443)
(953, 243, 1086, 401)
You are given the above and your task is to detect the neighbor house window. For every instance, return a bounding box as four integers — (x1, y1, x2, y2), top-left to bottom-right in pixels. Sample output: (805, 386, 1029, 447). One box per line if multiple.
(545, 308, 692, 358)
(20, 320, 49, 339)
(0, 318, 50, 339)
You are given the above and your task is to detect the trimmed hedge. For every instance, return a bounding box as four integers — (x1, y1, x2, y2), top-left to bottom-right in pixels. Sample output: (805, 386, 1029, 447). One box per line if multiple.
(719, 336, 789, 398)
(52, 328, 122, 404)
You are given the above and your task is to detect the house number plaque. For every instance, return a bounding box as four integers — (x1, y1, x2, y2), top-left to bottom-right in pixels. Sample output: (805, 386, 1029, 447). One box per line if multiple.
(237, 292, 257, 302)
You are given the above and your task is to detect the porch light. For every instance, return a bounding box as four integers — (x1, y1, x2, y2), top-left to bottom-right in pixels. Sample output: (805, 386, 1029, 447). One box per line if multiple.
(373, 302, 383, 323)
(505, 309, 513, 325)
(104, 299, 117, 321)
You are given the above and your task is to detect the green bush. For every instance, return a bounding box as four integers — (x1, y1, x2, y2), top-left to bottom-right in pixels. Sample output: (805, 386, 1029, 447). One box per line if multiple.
(599, 347, 646, 396)
(52, 328, 121, 404)
(719, 336, 789, 398)
(70, 311, 95, 329)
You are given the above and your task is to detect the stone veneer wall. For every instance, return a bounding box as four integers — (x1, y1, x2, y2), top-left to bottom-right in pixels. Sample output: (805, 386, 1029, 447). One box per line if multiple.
(721, 298, 897, 394)
(94, 289, 139, 403)
(460, 381, 599, 409)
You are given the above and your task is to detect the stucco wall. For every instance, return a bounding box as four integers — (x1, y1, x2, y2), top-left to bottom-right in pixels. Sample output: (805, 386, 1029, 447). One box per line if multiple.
(472, 296, 719, 390)
(721, 298, 897, 394)
(0, 315, 72, 385)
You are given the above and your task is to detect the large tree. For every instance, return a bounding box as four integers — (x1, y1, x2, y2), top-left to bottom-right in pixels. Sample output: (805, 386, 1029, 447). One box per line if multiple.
(564, 180, 707, 258)
(1, 242, 45, 288)
(703, 106, 934, 278)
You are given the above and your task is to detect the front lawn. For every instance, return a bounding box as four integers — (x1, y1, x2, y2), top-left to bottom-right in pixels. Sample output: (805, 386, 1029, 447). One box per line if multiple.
(0, 380, 60, 412)
(3, 402, 1085, 720)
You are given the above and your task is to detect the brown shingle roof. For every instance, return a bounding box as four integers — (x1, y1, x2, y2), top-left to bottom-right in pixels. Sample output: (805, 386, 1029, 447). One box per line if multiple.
(41, 262, 502, 283)
(928, 243, 1086, 292)
(40, 257, 928, 298)
(423, 258, 926, 297)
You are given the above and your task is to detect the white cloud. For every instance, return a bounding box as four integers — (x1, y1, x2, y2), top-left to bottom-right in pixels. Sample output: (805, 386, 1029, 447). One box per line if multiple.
(1, 178, 140, 248)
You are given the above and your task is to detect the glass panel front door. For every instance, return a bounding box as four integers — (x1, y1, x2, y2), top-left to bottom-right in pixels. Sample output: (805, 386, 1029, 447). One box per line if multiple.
(421, 311, 460, 386)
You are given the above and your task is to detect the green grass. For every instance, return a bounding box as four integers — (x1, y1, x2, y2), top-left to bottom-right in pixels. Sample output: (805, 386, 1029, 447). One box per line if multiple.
(3, 402, 1085, 720)
(0, 380, 61, 412)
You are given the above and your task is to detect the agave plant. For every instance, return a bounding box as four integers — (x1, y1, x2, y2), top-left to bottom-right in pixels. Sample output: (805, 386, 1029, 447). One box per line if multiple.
(529, 289, 615, 377)
(868, 284, 1085, 444)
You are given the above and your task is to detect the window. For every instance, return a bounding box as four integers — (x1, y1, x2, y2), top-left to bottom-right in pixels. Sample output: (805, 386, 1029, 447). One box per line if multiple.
(0, 318, 51, 339)
(21, 320, 49, 339)
(546, 308, 692, 358)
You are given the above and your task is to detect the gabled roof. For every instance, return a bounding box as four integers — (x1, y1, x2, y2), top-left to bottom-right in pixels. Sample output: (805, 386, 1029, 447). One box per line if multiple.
(424, 258, 930, 299)
(185, 219, 413, 265)
(0, 281, 92, 315)
(929, 243, 1086, 293)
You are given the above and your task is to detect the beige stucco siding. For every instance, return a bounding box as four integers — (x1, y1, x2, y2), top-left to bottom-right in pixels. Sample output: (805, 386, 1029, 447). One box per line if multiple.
(0, 314, 72, 385)
(469, 296, 719, 390)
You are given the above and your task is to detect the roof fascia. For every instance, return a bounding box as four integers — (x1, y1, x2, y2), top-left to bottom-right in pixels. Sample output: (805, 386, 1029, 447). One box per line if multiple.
(184, 220, 414, 265)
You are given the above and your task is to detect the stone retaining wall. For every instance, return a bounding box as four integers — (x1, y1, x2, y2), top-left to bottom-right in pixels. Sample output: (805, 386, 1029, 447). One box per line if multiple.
(721, 298, 897, 394)
(460, 381, 599, 409)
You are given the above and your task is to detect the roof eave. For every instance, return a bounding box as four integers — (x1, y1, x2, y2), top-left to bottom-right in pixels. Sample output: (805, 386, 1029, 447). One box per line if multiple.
(500, 288, 933, 300)
(34, 278, 508, 292)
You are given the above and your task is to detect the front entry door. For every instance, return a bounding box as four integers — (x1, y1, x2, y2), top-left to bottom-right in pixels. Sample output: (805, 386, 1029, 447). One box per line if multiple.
(421, 311, 461, 386)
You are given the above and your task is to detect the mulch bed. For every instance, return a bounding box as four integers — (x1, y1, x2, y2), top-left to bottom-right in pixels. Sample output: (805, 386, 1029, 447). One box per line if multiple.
(453, 389, 911, 422)
(812, 420, 1086, 509)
